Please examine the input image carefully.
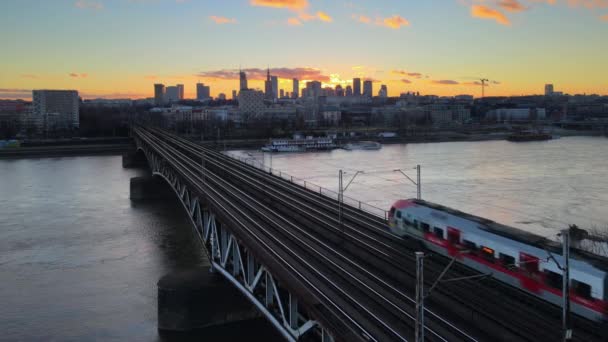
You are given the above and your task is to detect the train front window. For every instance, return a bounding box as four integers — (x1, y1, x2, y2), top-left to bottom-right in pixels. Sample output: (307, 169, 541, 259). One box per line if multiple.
(572, 280, 592, 300)
(420, 222, 430, 232)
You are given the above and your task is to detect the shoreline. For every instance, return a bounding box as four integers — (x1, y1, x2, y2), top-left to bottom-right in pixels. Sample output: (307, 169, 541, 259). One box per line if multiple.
(0, 143, 131, 159)
(199, 130, 605, 150)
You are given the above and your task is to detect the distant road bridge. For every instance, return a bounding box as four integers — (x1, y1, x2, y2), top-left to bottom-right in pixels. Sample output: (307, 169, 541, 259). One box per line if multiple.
(130, 126, 603, 342)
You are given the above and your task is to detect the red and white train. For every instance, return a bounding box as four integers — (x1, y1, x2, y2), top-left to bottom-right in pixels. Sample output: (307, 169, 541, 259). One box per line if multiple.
(388, 199, 608, 322)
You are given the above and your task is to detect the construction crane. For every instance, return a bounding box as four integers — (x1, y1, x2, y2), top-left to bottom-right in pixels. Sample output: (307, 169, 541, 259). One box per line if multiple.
(480, 78, 489, 98)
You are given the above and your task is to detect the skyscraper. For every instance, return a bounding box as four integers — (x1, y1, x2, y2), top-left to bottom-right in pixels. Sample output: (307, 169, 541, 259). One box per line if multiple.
(279, 89, 284, 98)
(353, 78, 361, 97)
(306, 81, 322, 99)
(232, 90, 237, 100)
(345, 85, 353, 97)
(379, 84, 388, 98)
(239, 70, 248, 91)
(177, 84, 184, 100)
(545, 84, 554, 96)
(292, 78, 299, 99)
(271, 76, 278, 100)
(335, 85, 344, 97)
(154, 84, 165, 105)
(165, 86, 180, 103)
(363, 80, 373, 98)
(264, 68, 273, 100)
(196, 83, 208, 101)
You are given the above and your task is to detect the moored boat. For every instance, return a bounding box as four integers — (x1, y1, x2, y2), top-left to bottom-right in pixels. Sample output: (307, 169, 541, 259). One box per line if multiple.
(343, 141, 382, 150)
(261, 137, 337, 152)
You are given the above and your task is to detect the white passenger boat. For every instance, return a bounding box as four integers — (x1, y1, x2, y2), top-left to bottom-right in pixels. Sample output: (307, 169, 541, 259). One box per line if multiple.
(343, 141, 382, 151)
(261, 137, 337, 153)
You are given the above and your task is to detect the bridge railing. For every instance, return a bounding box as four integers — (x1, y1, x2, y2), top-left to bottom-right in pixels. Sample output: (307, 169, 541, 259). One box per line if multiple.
(232, 155, 389, 221)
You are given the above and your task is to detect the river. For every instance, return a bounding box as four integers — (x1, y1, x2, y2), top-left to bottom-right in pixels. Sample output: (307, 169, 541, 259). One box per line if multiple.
(0, 156, 279, 341)
(229, 136, 608, 240)
(1, 137, 607, 340)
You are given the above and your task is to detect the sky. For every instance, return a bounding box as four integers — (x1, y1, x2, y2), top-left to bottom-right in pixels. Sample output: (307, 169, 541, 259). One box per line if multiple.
(0, 0, 607, 100)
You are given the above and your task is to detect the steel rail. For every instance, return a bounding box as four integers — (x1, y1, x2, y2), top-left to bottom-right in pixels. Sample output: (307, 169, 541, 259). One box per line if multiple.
(146, 128, 478, 341)
(139, 128, 458, 341)
(139, 127, 602, 342)
(136, 128, 395, 341)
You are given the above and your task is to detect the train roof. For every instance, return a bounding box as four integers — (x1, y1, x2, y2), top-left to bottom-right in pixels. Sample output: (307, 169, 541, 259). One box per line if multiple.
(404, 199, 608, 271)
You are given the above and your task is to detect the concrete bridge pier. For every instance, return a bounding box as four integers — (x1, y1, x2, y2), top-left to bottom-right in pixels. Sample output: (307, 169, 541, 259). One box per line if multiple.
(122, 149, 148, 169)
(129, 176, 173, 200)
(157, 268, 261, 333)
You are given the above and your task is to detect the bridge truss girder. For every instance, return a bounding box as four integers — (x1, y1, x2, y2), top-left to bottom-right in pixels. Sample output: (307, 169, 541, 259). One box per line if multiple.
(134, 141, 335, 342)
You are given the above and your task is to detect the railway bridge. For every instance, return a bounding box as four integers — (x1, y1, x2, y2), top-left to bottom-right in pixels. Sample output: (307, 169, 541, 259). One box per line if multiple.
(129, 126, 603, 342)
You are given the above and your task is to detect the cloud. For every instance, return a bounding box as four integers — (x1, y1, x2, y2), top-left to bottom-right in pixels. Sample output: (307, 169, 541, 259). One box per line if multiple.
(401, 79, 412, 84)
(316, 11, 332, 22)
(69, 73, 88, 78)
(20, 74, 39, 79)
(250, 0, 308, 10)
(287, 17, 303, 25)
(431, 80, 460, 85)
(292, 11, 332, 24)
(471, 5, 511, 25)
(498, 0, 528, 12)
(74, 0, 103, 10)
(197, 67, 330, 82)
(392, 70, 423, 78)
(353, 14, 410, 29)
(209, 15, 237, 24)
(602, 14, 608, 20)
(379, 15, 410, 29)
(352, 14, 371, 23)
(0, 88, 32, 99)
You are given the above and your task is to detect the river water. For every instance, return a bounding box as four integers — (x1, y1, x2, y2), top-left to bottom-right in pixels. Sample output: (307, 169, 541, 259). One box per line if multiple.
(1, 137, 607, 340)
(229, 136, 608, 240)
(0, 156, 280, 341)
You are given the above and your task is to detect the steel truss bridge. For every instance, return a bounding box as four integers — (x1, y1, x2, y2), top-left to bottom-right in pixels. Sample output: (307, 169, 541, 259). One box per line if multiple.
(132, 126, 603, 342)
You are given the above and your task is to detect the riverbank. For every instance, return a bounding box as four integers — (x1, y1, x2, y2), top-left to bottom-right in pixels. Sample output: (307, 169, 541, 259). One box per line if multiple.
(0, 143, 130, 158)
(195, 129, 604, 150)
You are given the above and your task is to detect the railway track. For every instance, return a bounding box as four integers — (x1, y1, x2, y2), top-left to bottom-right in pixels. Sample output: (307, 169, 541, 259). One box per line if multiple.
(138, 126, 606, 341)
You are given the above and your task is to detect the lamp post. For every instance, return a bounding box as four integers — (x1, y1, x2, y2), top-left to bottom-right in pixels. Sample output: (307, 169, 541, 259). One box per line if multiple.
(560, 229, 572, 341)
(415, 251, 425, 342)
(393, 164, 421, 199)
(338, 170, 364, 237)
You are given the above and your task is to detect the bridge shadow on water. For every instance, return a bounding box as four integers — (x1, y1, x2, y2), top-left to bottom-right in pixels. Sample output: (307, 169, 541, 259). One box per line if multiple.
(133, 186, 283, 342)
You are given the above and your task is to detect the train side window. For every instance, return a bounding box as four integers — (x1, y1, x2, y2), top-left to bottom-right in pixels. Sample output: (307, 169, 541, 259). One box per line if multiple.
(480, 246, 495, 262)
(420, 222, 430, 232)
(396, 211, 402, 219)
(462, 240, 477, 252)
(499, 253, 516, 268)
(520, 253, 539, 273)
(545, 270, 563, 290)
(571, 280, 593, 300)
(403, 217, 412, 226)
(413, 220, 419, 230)
(433, 227, 444, 239)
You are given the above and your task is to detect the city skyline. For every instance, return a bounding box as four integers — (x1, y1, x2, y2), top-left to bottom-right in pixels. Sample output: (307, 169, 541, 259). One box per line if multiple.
(1, 0, 608, 100)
